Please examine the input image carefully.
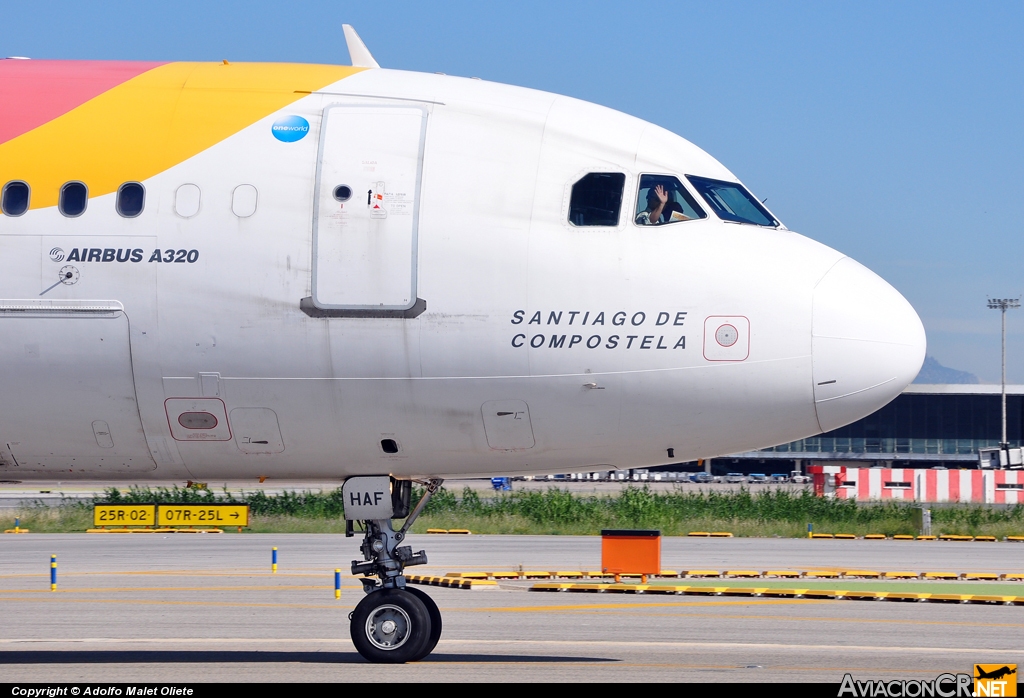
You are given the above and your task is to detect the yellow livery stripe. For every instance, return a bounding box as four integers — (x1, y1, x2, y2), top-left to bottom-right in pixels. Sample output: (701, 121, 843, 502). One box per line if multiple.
(0, 62, 363, 209)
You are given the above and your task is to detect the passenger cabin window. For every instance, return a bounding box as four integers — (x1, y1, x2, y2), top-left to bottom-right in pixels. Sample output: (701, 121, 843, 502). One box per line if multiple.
(634, 175, 706, 226)
(1, 181, 29, 216)
(686, 175, 778, 227)
(231, 184, 258, 218)
(174, 184, 201, 218)
(568, 172, 625, 227)
(59, 181, 88, 217)
(116, 182, 145, 218)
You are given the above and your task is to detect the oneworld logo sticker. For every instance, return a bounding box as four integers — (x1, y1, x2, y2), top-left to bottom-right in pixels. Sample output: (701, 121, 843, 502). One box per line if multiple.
(271, 115, 310, 142)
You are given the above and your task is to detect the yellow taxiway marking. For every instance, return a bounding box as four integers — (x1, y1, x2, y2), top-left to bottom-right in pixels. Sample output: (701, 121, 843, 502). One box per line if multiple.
(0, 597, 352, 610)
(435, 639, 1024, 654)
(473, 599, 828, 612)
(0, 585, 362, 593)
(0, 570, 344, 579)
(4, 593, 1019, 630)
(2, 595, 1022, 633)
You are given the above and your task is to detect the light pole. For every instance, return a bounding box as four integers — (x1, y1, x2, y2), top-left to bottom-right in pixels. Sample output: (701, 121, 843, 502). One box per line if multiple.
(987, 297, 1020, 461)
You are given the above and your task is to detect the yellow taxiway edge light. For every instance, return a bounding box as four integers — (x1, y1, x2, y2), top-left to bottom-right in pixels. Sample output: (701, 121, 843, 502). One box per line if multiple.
(720, 587, 769, 596)
(970, 595, 1018, 603)
(802, 590, 844, 598)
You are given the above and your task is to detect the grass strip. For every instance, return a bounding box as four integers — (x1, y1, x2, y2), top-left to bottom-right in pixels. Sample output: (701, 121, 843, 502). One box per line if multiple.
(3, 485, 1023, 537)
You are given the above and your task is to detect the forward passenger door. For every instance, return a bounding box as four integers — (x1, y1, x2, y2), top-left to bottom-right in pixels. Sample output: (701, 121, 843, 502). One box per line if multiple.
(310, 102, 427, 314)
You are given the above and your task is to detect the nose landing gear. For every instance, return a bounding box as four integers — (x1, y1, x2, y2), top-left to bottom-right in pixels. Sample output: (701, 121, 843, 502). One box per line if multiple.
(347, 477, 443, 663)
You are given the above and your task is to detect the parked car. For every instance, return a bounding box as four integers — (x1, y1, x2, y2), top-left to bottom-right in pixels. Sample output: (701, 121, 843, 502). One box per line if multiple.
(691, 473, 713, 483)
(725, 473, 747, 483)
(790, 471, 810, 484)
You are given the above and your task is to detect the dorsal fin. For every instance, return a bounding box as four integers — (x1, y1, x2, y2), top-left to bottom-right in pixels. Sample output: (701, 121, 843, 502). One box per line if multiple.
(343, 25, 380, 69)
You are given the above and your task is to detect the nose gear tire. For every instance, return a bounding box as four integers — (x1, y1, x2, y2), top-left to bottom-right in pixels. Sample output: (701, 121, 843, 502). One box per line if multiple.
(350, 588, 432, 663)
(405, 585, 442, 660)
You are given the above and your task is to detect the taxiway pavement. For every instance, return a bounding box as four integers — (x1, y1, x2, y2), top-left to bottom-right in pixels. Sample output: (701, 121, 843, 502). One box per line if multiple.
(1, 535, 1021, 682)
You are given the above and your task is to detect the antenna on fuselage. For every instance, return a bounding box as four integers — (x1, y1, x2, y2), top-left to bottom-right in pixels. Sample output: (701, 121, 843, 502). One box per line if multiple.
(343, 25, 380, 69)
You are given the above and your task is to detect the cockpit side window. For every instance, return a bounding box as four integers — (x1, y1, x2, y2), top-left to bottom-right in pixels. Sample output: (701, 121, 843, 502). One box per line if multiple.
(685, 175, 778, 227)
(634, 175, 706, 226)
(568, 172, 625, 227)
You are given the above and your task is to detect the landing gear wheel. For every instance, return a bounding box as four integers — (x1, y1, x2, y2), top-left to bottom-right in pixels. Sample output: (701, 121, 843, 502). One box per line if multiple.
(405, 586, 442, 660)
(350, 588, 432, 663)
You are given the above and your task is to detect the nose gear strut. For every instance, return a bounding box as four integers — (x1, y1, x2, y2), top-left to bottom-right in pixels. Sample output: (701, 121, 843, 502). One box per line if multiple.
(350, 477, 443, 592)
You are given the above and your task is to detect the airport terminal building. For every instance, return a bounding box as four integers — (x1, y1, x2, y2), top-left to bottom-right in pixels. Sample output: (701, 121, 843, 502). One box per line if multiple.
(717, 384, 1024, 473)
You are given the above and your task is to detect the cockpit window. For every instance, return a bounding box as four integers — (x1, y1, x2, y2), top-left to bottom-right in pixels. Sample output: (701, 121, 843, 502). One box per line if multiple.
(685, 175, 778, 227)
(634, 175, 706, 226)
(568, 172, 625, 227)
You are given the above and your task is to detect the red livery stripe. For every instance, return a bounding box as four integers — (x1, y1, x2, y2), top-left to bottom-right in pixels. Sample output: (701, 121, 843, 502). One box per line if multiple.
(0, 59, 164, 146)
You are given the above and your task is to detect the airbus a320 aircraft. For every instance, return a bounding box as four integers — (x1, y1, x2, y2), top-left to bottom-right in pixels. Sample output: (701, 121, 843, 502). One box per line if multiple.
(0, 26, 925, 662)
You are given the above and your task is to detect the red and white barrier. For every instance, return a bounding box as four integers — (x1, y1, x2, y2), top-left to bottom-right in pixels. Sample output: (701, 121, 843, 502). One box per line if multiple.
(808, 466, 1022, 503)
(990, 469, 1021, 504)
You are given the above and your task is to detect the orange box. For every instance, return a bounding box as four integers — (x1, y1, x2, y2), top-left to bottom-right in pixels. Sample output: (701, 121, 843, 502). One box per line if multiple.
(601, 529, 661, 576)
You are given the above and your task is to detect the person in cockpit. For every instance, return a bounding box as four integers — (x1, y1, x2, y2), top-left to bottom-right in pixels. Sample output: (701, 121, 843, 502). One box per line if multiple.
(636, 181, 694, 226)
(635, 184, 669, 225)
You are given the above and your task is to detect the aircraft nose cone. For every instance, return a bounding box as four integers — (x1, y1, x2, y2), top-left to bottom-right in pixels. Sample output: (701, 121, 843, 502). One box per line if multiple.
(812, 257, 926, 432)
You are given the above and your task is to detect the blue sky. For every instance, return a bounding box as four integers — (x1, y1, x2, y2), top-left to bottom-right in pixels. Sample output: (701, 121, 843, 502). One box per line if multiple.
(4, 1, 1023, 381)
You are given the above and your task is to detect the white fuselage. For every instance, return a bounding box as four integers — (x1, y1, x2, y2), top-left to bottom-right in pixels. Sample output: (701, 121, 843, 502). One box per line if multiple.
(0, 68, 926, 481)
